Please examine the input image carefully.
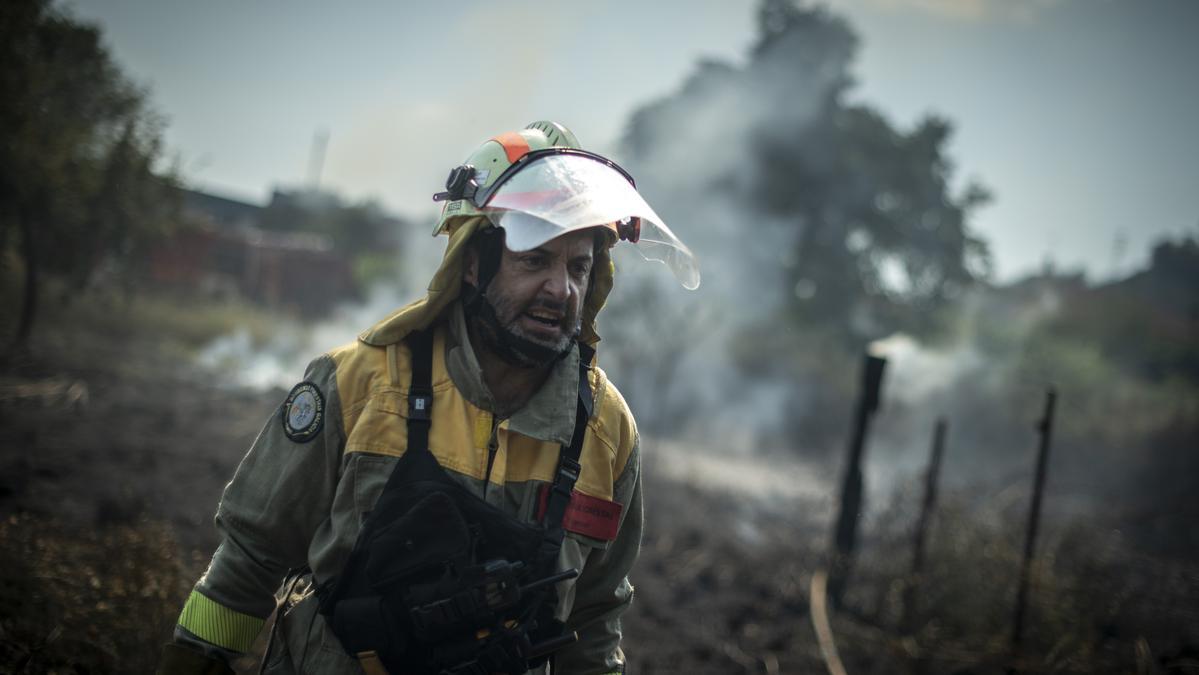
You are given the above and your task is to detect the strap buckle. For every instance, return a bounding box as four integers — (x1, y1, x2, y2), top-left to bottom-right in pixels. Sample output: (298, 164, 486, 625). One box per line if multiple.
(556, 457, 580, 484)
(408, 389, 433, 421)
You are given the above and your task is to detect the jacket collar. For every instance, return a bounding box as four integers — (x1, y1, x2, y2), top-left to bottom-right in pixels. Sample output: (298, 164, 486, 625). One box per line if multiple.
(444, 302, 579, 446)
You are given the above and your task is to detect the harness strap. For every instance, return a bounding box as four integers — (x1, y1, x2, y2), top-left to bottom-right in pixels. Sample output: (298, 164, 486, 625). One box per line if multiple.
(537, 342, 595, 568)
(400, 330, 595, 547)
(331, 331, 594, 671)
(405, 329, 435, 459)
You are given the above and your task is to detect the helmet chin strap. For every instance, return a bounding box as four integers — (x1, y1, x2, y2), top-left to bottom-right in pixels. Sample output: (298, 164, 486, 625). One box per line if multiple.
(462, 282, 576, 369)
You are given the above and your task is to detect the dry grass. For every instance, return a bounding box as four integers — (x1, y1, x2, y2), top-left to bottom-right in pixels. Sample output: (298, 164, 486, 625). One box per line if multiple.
(2, 269, 1196, 674)
(838, 491, 1199, 674)
(0, 513, 199, 674)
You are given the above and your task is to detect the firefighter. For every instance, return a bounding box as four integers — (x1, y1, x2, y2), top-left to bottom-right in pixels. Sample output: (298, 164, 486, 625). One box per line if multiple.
(159, 121, 699, 675)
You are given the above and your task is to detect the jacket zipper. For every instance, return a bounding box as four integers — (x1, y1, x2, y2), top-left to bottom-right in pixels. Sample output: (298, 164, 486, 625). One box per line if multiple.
(482, 414, 502, 500)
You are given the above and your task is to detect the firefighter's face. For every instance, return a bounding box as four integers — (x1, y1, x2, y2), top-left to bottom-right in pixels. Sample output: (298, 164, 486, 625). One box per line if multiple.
(466, 229, 594, 363)
(491, 230, 593, 355)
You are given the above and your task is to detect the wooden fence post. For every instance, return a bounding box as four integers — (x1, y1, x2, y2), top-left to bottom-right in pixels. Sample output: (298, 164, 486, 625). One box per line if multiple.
(902, 417, 948, 632)
(1010, 388, 1057, 668)
(828, 353, 887, 608)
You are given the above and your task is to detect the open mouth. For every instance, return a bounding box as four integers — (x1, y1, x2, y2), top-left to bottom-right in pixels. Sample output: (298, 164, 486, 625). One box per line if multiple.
(523, 310, 563, 327)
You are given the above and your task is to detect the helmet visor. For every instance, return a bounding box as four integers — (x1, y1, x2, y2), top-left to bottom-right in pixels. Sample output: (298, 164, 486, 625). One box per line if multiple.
(482, 153, 700, 290)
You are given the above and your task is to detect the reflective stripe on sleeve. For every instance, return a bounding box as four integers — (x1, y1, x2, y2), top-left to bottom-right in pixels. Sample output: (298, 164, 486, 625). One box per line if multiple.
(177, 590, 266, 653)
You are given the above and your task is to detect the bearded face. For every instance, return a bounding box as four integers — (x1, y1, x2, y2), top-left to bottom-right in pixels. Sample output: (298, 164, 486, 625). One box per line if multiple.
(465, 229, 595, 368)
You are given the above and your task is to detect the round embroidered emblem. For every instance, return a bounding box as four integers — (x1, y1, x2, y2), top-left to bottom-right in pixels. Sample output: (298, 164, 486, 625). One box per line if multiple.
(282, 381, 324, 443)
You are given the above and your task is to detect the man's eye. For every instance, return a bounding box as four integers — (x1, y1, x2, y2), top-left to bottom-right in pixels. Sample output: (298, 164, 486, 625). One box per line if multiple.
(571, 262, 592, 277)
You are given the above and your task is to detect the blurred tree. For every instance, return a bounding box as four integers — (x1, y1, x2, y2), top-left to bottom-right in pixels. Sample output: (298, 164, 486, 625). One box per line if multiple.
(612, 0, 990, 449)
(1038, 235, 1199, 384)
(0, 0, 177, 348)
(622, 0, 990, 352)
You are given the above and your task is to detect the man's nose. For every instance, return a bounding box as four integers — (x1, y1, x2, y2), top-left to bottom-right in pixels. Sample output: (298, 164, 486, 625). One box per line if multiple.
(541, 262, 571, 301)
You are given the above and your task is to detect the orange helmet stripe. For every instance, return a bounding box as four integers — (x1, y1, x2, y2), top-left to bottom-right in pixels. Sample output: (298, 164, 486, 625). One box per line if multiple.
(491, 131, 531, 163)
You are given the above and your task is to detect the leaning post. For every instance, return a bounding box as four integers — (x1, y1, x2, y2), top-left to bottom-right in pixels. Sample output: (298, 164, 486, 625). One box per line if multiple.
(902, 417, 948, 632)
(1010, 388, 1057, 668)
(827, 353, 887, 608)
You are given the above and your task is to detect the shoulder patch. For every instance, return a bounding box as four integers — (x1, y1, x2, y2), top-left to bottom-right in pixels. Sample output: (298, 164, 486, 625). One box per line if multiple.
(282, 381, 325, 443)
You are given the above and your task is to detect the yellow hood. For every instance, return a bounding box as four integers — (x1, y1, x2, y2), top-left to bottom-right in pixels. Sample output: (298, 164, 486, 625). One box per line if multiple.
(358, 215, 615, 350)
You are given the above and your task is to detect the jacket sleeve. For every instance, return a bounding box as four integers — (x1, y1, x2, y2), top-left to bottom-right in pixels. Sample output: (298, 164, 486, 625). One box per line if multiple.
(172, 355, 345, 657)
(555, 437, 642, 674)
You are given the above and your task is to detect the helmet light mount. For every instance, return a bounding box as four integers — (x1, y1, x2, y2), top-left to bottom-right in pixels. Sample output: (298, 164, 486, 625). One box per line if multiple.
(432, 164, 480, 204)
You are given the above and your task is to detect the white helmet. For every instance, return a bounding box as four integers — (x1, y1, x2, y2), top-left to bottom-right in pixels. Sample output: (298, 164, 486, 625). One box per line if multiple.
(433, 121, 699, 290)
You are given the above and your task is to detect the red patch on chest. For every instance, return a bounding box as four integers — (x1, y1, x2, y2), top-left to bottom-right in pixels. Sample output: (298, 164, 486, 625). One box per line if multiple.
(536, 486, 624, 542)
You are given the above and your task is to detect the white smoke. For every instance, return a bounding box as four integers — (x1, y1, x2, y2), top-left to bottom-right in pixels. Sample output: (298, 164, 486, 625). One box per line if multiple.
(195, 218, 443, 390)
(191, 5, 1049, 513)
(859, 279, 1072, 503)
(597, 20, 850, 450)
(196, 326, 307, 392)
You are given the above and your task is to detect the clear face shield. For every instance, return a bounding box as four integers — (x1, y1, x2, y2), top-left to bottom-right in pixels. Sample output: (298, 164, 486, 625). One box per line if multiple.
(475, 150, 700, 290)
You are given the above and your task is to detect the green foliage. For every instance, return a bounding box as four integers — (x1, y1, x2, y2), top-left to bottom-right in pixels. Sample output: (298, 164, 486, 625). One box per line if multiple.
(0, 262, 286, 379)
(778, 109, 990, 344)
(353, 250, 402, 289)
(0, 0, 178, 271)
(1, 0, 178, 345)
(612, 0, 991, 449)
(623, 0, 990, 350)
(1002, 244, 1199, 559)
(1039, 237, 1199, 385)
(88, 288, 284, 354)
(1014, 328, 1195, 445)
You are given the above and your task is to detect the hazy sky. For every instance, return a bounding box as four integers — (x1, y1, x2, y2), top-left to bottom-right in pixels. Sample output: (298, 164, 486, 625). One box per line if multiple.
(67, 0, 1198, 282)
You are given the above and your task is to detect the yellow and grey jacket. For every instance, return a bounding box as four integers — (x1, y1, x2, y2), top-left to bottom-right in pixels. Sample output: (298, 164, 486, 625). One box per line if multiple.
(174, 217, 640, 674)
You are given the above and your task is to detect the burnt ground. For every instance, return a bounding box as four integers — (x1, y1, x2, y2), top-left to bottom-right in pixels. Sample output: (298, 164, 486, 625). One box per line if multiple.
(0, 295, 281, 673)
(0, 290, 836, 674)
(3, 290, 1197, 674)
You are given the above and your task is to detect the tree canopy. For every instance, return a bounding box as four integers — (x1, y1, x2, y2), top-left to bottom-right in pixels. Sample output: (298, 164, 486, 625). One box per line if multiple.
(1, 0, 177, 345)
(620, 0, 990, 351)
(604, 0, 991, 444)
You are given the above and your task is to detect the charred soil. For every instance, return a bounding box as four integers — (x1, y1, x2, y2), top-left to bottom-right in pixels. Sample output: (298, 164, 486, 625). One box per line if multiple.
(2, 288, 1196, 674)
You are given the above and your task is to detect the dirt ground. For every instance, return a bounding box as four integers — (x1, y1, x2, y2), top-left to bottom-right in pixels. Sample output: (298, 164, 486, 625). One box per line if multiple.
(5, 291, 1195, 674)
(0, 291, 838, 674)
(0, 296, 279, 671)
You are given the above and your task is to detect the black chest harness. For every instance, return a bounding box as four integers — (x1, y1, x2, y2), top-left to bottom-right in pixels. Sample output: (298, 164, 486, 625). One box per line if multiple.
(319, 330, 595, 675)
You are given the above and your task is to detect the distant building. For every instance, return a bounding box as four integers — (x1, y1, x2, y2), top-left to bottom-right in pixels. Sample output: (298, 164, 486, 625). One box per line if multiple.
(150, 188, 357, 315)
